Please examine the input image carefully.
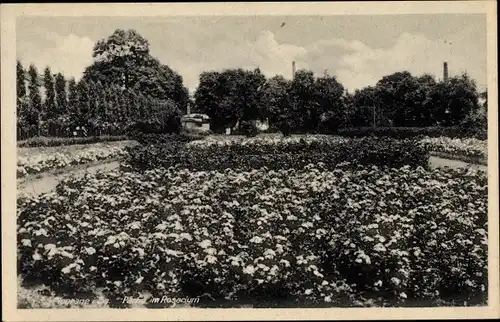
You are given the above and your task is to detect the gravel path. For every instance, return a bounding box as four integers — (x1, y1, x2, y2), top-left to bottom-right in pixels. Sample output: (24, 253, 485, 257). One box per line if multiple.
(429, 156, 487, 172)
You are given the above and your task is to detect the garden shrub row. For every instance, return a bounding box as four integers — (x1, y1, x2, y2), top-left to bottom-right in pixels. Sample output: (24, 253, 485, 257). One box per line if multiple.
(17, 135, 129, 148)
(131, 132, 209, 145)
(337, 126, 487, 140)
(124, 138, 430, 171)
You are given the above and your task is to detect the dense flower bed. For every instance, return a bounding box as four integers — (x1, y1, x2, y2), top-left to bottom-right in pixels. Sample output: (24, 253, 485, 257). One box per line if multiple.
(420, 136, 487, 160)
(17, 165, 487, 307)
(17, 144, 129, 178)
(125, 137, 430, 171)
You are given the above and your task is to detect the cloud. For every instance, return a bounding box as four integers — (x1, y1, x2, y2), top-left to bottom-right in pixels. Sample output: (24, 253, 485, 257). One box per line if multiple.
(17, 27, 485, 94)
(174, 30, 485, 93)
(318, 32, 486, 91)
(17, 32, 94, 80)
(169, 30, 308, 91)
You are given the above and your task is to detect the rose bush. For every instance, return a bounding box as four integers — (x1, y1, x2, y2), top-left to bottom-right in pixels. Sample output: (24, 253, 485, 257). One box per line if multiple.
(17, 164, 487, 307)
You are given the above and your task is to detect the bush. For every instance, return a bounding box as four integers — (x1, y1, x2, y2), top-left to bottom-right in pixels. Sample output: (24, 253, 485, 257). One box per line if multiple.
(17, 135, 129, 148)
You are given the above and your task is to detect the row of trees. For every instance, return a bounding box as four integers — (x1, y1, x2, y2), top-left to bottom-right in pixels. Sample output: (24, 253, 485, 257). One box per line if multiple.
(17, 29, 188, 139)
(17, 28, 486, 139)
(194, 68, 485, 134)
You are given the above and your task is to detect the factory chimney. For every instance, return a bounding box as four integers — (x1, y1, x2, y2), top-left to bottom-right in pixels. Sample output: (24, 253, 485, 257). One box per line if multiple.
(292, 61, 296, 79)
(443, 62, 449, 82)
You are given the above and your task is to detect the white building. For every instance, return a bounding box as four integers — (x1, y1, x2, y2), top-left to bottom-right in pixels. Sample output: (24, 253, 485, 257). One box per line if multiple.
(181, 113, 211, 133)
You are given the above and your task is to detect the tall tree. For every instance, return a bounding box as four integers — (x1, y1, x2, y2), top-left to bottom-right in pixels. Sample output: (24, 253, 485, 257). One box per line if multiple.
(17, 61, 27, 138)
(43, 67, 56, 132)
(54, 73, 67, 116)
(16, 61, 26, 102)
(76, 79, 91, 127)
(67, 78, 79, 121)
(28, 65, 42, 136)
(83, 29, 187, 112)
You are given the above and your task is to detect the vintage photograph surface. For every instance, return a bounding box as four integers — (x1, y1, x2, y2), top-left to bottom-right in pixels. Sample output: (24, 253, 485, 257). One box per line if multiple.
(12, 10, 491, 311)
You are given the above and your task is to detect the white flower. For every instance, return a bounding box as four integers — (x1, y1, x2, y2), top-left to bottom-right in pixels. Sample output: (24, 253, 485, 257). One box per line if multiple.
(205, 255, 217, 264)
(199, 239, 212, 249)
(243, 265, 256, 275)
(373, 243, 387, 252)
(85, 247, 96, 255)
(304, 289, 313, 295)
(250, 236, 264, 244)
(390, 277, 401, 286)
(32, 251, 42, 261)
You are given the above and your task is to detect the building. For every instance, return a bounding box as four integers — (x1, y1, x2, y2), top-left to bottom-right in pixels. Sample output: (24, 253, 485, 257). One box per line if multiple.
(181, 113, 211, 133)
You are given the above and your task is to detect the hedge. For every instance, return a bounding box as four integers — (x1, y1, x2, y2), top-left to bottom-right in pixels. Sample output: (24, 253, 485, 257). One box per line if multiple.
(17, 136, 130, 148)
(337, 127, 487, 140)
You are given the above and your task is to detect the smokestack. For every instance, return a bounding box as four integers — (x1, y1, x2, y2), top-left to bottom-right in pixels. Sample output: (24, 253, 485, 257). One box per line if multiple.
(292, 61, 296, 79)
(443, 62, 449, 82)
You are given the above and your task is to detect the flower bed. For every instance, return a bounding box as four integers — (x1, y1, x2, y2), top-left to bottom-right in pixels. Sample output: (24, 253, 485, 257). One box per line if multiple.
(17, 165, 487, 307)
(419, 136, 487, 161)
(125, 137, 430, 171)
(17, 143, 130, 178)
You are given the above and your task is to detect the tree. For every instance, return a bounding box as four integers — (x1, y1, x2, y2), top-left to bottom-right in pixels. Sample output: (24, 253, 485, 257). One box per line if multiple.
(346, 86, 381, 127)
(314, 74, 345, 133)
(260, 75, 291, 129)
(83, 29, 188, 110)
(17, 61, 28, 139)
(67, 78, 79, 120)
(427, 73, 479, 126)
(287, 70, 318, 133)
(17, 61, 26, 102)
(76, 79, 91, 127)
(90, 29, 150, 89)
(27, 65, 42, 136)
(43, 67, 56, 135)
(54, 73, 67, 116)
(375, 71, 416, 126)
(194, 68, 267, 133)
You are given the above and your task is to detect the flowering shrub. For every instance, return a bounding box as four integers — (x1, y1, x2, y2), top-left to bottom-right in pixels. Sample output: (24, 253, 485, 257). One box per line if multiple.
(17, 165, 487, 307)
(125, 137, 430, 171)
(17, 144, 129, 178)
(419, 136, 487, 160)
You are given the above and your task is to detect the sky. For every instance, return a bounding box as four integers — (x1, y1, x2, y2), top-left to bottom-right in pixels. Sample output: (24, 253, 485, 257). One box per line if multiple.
(17, 15, 487, 93)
